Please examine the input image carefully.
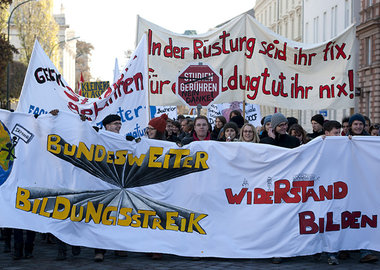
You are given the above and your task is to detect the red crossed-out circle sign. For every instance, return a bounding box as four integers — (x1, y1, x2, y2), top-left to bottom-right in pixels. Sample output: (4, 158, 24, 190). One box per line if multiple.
(176, 63, 221, 108)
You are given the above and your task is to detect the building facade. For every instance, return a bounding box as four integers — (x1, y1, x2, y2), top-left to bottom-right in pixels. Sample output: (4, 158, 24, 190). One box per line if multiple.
(53, 5, 78, 88)
(356, 0, 380, 123)
(302, 0, 360, 126)
(254, 0, 303, 42)
(254, 0, 308, 129)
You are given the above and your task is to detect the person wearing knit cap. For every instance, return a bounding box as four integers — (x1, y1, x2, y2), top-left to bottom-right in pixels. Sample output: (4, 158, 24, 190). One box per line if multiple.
(264, 115, 272, 126)
(102, 114, 122, 134)
(144, 113, 167, 262)
(260, 113, 300, 149)
(94, 114, 124, 262)
(307, 114, 325, 140)
(219, 121, 239, 142)
(146, 114, 168, 140)
(259, 115, 272, 140)
(347, 113, 369, 136)
(346, 112, 377, 263)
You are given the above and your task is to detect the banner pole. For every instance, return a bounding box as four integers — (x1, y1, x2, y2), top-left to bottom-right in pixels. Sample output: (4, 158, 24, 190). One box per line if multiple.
(145, 31, 151, 121)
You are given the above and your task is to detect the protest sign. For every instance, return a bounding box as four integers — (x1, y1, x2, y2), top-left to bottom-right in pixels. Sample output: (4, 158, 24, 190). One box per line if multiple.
(17, 36, 149, 138)
(0, 110, 379, 258)
(208, 102, 261, 127)
(137, 15, 356, 110)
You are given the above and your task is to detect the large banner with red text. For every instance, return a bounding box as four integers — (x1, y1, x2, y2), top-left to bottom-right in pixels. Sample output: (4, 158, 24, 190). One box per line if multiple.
(0, 110, 378, 258)
(137, 14, 356, 110)
(16, 37, 149, 138)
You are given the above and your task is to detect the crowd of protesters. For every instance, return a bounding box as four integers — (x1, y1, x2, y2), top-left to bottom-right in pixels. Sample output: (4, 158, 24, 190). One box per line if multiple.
(1, 110, 379, 265)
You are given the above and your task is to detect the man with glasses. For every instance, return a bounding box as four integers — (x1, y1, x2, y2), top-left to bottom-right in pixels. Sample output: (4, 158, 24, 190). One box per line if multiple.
(93, 114, 127, 262)
(260, 113, 300, 149)
(102, 114, 122, 133)
(181, 116, 211, 145)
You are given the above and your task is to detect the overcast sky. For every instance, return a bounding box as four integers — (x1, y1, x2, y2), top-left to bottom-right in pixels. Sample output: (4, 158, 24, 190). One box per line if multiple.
(54, 0, 256, 82)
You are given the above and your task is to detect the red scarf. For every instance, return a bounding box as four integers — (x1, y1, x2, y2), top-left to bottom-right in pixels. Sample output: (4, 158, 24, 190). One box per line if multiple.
(193, 132, 211, 141)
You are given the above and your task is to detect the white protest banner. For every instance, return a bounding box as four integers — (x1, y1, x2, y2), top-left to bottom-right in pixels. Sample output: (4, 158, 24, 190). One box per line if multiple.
(208, 102, 261, 127)
(137, 15, 356, 110)
(0, 110, 379, 258)
(16, 36, 149, 138)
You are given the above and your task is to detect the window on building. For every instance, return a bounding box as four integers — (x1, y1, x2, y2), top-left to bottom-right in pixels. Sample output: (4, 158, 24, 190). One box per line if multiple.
(331, 6, 337, 38)
(313, 16, 319, 43)
(298, 15, 301, 39)
(305, 22, 309, 43)
(269, 6, 272, 23)
(368, 0, 373, 6)
(285, 21, 288, 37)
(265, 9, 267, 26)
(344, 0, 350, 28)
(291, 17, 294, 39)
(365, 37, 372, 66)
(274, 2, 277, 21)
(323, 12, 327, 41)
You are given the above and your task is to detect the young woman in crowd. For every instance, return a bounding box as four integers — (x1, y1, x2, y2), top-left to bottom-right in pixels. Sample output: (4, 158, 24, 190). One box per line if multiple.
(288, 124, 309, 145)
(239, 123, 260, 143)
(259, 115, 272, 140)
(219, 122, 239, 142)
(145, 114, 169, 260)
(211, 116, 226, 140)
(146, 114, 168, 140)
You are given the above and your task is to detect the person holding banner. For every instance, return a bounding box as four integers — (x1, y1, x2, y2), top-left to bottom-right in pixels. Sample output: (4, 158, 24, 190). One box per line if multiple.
(346, 113, 370, 136)
(323, 121, 342, 137)
(181, 116, 212, 145)
(101, 114, 122, 134)
(93, 114, 128, 262)
(49, 112, 126, 262)
(345, 113, 378, 263)
(145, 113, 170, 260)
(260, 113, 300, 149)
(320, 120, 343, 265)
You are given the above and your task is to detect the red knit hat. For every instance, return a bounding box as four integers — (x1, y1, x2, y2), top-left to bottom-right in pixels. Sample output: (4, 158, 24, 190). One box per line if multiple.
(148, 114, 168, 133)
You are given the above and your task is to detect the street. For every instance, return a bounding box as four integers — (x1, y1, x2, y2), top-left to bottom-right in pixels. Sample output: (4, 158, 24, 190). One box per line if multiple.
(0, 233, 379, 270)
